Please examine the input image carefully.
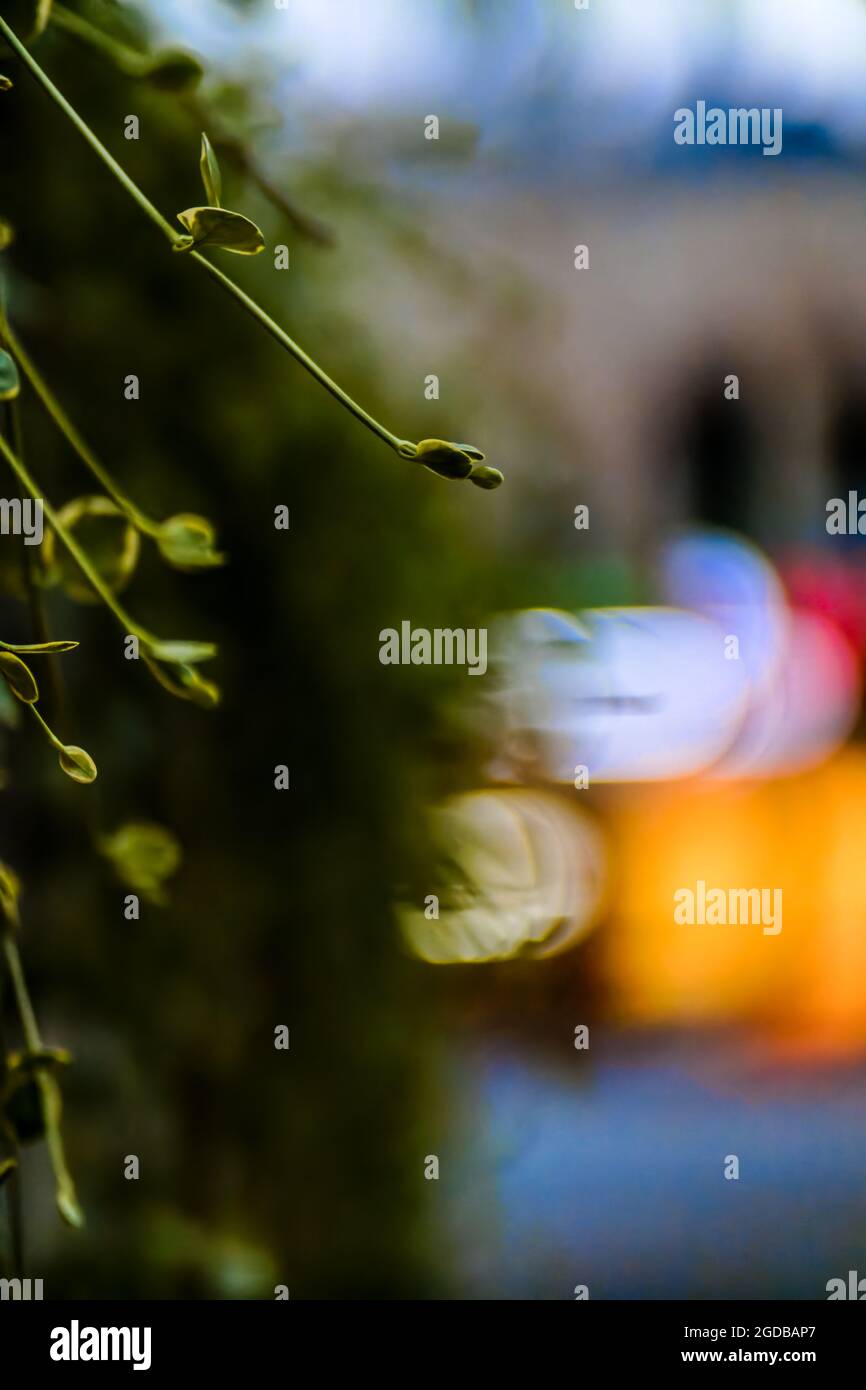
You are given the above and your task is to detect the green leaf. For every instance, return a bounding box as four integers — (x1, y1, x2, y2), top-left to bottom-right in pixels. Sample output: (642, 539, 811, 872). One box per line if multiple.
(156, 513, 225, 570)
(142, 652, 221, 709)
(30, 1067, 85, 1227)
(0, 1158, 18, 1186)
(0, 861, 22, 929)
(57, 1187, 85, 1229)
(0, 1, 49, 42)
(468, 464, 504, 490)
(175, 206, 265, 256)
(0, 219, 14, 251)
(146, 638, 217, 665)
(43, 495, 139, 604)
(0, 75, 13, 92)
(58, 744, 97, 784)
(5, 0, 54, 41)
(414, 439, 474, 481)
(0, 349, 20, 401)
(451, 442, 486, 461)
(172, 663, 221, 710)
(199, 132, 222, 208)
(6, 1046, 72, 1076)
(34, 0, 53, 38)
(100, 822, 182, 904)
(410, 439, 497, 486)
(0, 651, 39, 704)
(0, 638, 78, 654)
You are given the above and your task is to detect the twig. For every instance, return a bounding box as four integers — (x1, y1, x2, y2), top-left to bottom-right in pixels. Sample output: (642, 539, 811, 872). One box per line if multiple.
(0, 13, 412, 457)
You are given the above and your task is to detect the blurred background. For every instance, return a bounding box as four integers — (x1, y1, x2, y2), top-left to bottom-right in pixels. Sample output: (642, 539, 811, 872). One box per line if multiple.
(2, 0, 866, 1299)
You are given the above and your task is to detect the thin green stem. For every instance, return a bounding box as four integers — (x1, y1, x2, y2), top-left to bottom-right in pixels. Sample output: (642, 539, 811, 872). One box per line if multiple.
(53, 3, 336, 246)
(28, 702, 65, 753)
(0, 15, 176, 243)
(4, 392, 68, 722)
(38, 1071, 82, 1228)
(0, 428, 153, 641)
(0, 981, 23, 1276)
(20, 554, 66, 723)
(55, 5, 335, 247)
(1, 937, 41, 1054)
(189, 251, 402, 449)
(0, 13, 411, 455)
(0, 427, 217, 690)
(0, 317, 157, 534)
(0, 932, 82, 1228)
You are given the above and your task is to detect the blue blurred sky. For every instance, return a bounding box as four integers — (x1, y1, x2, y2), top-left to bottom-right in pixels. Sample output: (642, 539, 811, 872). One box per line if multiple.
(148, 0, 866, 170)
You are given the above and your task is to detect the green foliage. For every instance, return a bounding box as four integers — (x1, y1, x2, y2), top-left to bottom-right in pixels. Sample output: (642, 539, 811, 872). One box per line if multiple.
(467, 464, 505, 490)
(0, 349, 20, 401)
(0, 637, 79, 653)
(99, 822, 182, 904)
(0, 651, 39, 704)
(0, 1, 50, 43)
(57, 743, 97, 784)
(155, 513, 224, 571)
(34, 0, 53, 39)
(413, 438, 475, 480)
(1, 317, 226, 573)
(43, 496, 140, 603)
(26, 700, 97, 783)
(175, 205, 266, 256)
(140, 654, 221, 708)
(199, 132, 222, 208)
(5, 1046, 72, 1073)
(412, 438, 501, 488)
(144, 638, 216, 665)
(0, 863, 21, 929)
(50, 4, 202, 92)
